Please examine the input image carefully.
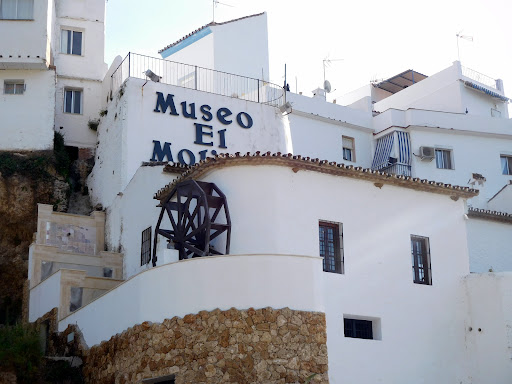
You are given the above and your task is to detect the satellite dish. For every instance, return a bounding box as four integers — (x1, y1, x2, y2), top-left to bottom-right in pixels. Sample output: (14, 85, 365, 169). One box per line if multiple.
(324, 80, 332, 93)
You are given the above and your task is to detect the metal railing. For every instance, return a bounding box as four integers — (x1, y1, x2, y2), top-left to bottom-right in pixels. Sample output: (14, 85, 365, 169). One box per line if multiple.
(461, 66, 497, 90)
(380, 163, 412, 177)
(111, 52, 285, 107)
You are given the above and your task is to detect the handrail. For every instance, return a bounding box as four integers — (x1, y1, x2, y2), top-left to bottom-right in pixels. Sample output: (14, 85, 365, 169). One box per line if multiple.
(110, 52, 284, 107)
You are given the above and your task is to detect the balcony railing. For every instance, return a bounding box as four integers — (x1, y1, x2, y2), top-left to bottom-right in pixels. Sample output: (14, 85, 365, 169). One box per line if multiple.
(461, 66, 498, 90)
(111, 52, 285, 107)
(380, 163, 412, 177)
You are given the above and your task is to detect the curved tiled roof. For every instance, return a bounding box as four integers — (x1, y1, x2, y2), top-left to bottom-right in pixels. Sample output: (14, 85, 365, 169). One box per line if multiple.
(158, 12, 265, 54)
(154, 152, 478, 201)
(468, 207, 512, 224)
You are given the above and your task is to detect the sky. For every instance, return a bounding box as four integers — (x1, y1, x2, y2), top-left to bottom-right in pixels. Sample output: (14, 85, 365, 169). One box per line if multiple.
(105, 0, 512, 104)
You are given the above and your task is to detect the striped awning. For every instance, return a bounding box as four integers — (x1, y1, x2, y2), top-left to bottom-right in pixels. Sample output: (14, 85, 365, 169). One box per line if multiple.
(371, 133, 395, 170)
(464, 81, 509, 102)
(397, 131, 411, 165)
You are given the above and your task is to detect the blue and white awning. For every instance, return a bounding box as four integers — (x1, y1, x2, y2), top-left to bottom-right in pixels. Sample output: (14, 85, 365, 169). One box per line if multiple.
(397, 131, 411, 165)
(371, 133, 395, 170)
(464, 81, 509, 102)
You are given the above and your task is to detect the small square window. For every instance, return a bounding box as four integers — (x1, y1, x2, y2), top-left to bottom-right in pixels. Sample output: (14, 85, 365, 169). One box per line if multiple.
(0, 0, 33, 20)
(501, 155, 512, 175)
(4, 80, 25, 94)
(435, 149, 453, 169)
(319, 221, 343, 274)
(411, 235, 432, 285)
(342, 136, 355, 162)
(61, 29, 83, 55)
(141, 226, 152, 266)
(344, 318, 373, 339)
(64, 88, 82, 114)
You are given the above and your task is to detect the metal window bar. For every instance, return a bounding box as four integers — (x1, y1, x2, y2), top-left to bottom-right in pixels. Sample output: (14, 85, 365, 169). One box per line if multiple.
(141, 226, 152, 266)
(380, 163, 412, 177)
(110, 53, 284, 107)
(411, 236, 431, 285)
(344, 318, 373, 339)
(319, 222, 343, 274)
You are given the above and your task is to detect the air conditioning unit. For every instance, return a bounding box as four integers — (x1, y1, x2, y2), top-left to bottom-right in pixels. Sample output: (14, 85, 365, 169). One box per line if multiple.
(419, 146, 435, 160)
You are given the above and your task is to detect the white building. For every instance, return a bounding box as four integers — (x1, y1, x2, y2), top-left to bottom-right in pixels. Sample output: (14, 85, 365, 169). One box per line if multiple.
(0, 0, 107, 152)
(14, 6, 512, 384)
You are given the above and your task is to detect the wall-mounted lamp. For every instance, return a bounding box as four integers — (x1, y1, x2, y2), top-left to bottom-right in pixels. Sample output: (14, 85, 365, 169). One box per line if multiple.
(279, 101, 292, 116)
(145, 69, 162, 83)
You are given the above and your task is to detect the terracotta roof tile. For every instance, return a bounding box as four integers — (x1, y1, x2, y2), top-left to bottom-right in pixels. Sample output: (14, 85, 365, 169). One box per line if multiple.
(154, 152, 478, 201)
(468, 207, 512, 224)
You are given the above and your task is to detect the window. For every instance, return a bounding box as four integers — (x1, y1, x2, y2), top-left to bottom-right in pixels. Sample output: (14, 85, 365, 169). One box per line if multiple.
(319, 221, 343, 274)
(344, 318, 373, 339)
(435, 149, 453, 169)
(61, 29, 83, 55)
(342, 136, 355, 162)
(501, 155, 512, 175)
(0, 0, 33, 20)
(142, 375, 175, 384)
(141, 226, 152, 266)
(411, 235, 431, 285)
(64, 88, 82, 114)
(3, 80, 24, 94)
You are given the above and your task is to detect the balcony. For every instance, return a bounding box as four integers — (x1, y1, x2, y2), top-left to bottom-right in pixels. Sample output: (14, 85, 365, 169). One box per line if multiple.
(380, 162, 412, 177)
(110, 53, 284, 107)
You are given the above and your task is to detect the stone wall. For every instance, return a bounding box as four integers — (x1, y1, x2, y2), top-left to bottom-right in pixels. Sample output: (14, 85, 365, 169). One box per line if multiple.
(82, 307, 328, 384)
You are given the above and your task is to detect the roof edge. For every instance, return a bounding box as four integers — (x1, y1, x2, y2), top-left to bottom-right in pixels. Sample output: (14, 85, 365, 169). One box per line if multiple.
(154, 152, 478, 201)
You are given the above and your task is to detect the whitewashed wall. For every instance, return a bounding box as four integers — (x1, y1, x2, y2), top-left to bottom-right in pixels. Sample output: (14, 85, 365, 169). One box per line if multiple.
(374, 63, 464, 114)
(488, 185, 512, 214)
(464, 273, 512, 384)
(196, 164, 471, 383)
(54, 78, 103, 148)
(59, 254, 324, 347)
(29, 270, 62, 322)
(0, 69, 55, 150)
(466, 218, 512, 273)
(0, 0, 51, 69)
(162, 32, 214, 70)
(88, 78, 292, 208)
(213, 13, 269, 81)
(408, 128, 512, 207)
(104, 165, 175, 278)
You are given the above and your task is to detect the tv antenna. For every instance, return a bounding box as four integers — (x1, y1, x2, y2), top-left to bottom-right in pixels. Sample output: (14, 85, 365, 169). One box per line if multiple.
(213, 0, 234, 22)
(323, 58, 343, 94)
(456, 30, 473, 63)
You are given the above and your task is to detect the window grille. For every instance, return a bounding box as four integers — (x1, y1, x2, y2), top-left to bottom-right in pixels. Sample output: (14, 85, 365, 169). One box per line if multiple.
(344, 318, 373, 339)
(141, 226, 152, 266)
(411, 235, 432, 285)
(319, 221, 343, 274)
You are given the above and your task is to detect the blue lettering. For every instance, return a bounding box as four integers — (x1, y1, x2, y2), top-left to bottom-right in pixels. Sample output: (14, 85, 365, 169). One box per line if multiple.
(200, 104, 213, 121)
(151, 140, 174, 162)
(180, 101, 197, 120)
(153, 92, 178, 115)
(217, 107, 232, 125)
(218, 129, 227, 148)
(178, 149, 196, 165)
(194, 123, 214, 146)
(236, 112, 253, 129)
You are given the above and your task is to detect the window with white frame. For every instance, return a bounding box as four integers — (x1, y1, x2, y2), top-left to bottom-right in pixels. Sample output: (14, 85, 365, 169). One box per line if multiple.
(435, 149, 453, 169)
(0, 0, 33, 20)
(3, 80, 25, 94)
(411, 235, 432, 285)
(501, 155, 512, 175)
(61, 29, 83, 55)
(342, 136, 355, 162)
(64, 88, 82, 114)
(319, 221, 344, 274)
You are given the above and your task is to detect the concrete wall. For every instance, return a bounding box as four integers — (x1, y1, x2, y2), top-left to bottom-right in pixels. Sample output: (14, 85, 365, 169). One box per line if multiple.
(29, 270, 61, 322)
(0, 69, 55, 150)
(408, 127, 512, 207)
(466, 218, 512, 273)
(213, 13, 269, 81)
(0, 0, 51, 69)
(59, 254, 324, 347)
(464, 273, 512, 384)
(88, 78, 292, 208)
(163, 31, 214, 71)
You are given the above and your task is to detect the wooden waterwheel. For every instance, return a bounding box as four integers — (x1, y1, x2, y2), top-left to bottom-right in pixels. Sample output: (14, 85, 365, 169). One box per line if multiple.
(152, 180, 231, 266)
